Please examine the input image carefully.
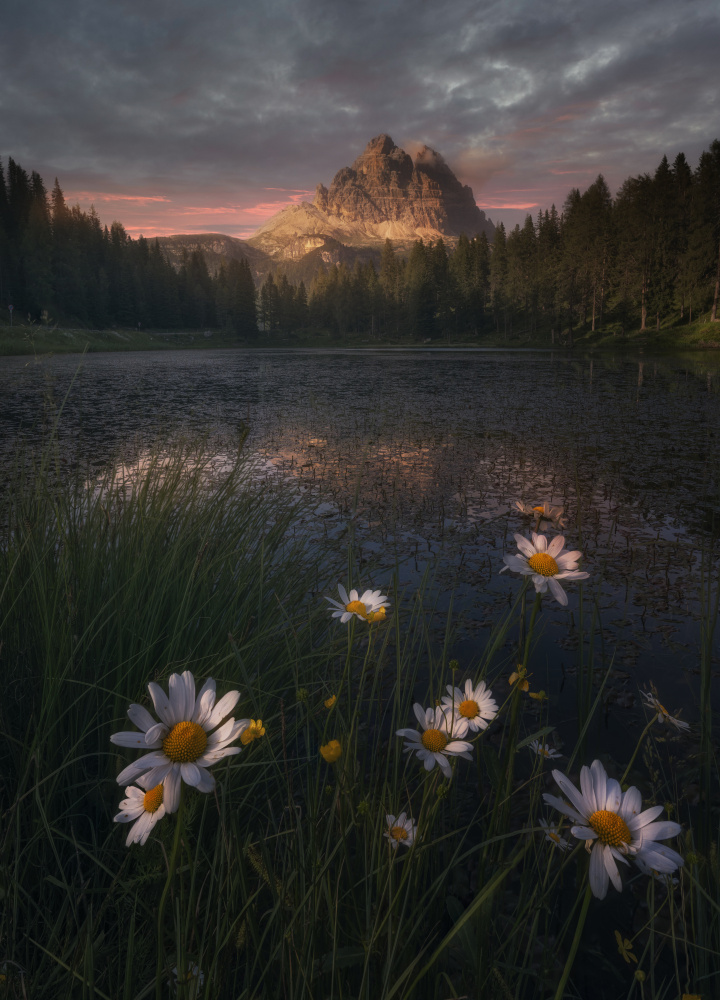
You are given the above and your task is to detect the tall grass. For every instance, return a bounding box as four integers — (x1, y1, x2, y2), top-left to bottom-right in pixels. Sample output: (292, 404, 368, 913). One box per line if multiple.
(1, 434, 718, 999)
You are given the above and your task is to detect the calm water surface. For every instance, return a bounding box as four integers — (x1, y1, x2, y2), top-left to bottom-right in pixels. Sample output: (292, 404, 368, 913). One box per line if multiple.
(2, 347, 719, 753)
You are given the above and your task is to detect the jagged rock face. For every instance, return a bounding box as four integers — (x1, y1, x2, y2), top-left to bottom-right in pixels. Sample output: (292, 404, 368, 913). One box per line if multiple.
(314, 134, 493, 239)
(249, 134, 494, 258)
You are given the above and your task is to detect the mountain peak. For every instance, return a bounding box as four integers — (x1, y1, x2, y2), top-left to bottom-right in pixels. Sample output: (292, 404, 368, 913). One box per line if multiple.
(363, 133, 397, 155)
(253, 135, 494, 258)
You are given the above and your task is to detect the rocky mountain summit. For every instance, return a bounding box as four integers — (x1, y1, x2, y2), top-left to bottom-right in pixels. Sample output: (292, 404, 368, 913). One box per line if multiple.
(248, 134, 494, 259)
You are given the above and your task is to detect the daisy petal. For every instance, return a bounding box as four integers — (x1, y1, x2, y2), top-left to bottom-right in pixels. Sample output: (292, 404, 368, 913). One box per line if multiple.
(638, 821, 682, 842)
(206, 689, 241, 730)
(552, 770, 591, 821)
(127, 704, 157, 732)
(547, 577, 567, 605)
(603, 844, 623, 892)
(180, 762, 202, 786)
(163, 768, 181, 813)
(111, 731, 156, 748)
(148, 682, 174, 726)
(589, 841, 609, 899)
(547, 535, 565, 558)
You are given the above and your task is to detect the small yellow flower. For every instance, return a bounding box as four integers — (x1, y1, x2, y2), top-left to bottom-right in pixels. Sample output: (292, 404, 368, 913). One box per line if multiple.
(366, 606, 387, 623)
(529, 689, 548, 701)
(509, 665, 530, 692)
(634, 970, 646, 982)
(241, 720, 265, 746)
(320, 740, 342, 763)
(614, 930, 638, 964)
(324, 695, 337, 709)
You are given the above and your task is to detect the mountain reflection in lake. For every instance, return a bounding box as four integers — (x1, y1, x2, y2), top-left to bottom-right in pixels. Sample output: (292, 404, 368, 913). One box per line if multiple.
(2, 348, 718, 749)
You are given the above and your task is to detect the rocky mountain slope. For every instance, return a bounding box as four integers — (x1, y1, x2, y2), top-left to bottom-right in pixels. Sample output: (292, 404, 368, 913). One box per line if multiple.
(154, 233, 271, 279)
(248, 135, 494, 259)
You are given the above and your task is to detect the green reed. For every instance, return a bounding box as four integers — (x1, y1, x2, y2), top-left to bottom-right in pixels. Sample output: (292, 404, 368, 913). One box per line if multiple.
(0, 432, 718, 1000)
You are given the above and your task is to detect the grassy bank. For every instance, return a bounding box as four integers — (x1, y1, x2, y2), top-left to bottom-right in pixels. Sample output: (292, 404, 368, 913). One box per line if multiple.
(1, 315, 719, 357)
(1, 435, 719, 998)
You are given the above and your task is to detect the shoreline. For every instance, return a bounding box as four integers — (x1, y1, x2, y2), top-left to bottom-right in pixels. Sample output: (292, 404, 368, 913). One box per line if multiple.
(1, 320, 719, 357)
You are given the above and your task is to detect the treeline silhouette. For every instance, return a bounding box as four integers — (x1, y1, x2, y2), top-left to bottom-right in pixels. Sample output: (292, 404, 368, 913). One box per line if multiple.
(267, 140, 720, 343)
(0, 159, 257, 335)
(2, 142, 719, 342)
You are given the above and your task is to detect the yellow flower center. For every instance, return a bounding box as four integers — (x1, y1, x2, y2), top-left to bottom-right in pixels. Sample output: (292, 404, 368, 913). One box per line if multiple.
(459, 698, 479, 719)
(345, 600, 368, 618)
(527, 552, 559, 577)
(143, 783, 164, 814)
(421, 728, 448, 752)
(548, 829, 561, 843)
(162, 720, 208, 763)
(533, 506, 545, 513)
(241, 720, 265, 745)
(389, 825, 408, 842)
(366, 607, 386, 622)
(588, 810, 632, 847)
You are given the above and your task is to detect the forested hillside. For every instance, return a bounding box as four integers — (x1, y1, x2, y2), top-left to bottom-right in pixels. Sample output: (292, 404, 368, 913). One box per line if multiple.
(288, 142, 720, 343)
(2, 141, 719, 343)
(0, 161, 257, 336)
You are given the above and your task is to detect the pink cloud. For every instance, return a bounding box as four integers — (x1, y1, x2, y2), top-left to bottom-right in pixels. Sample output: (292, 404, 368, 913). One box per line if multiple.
(65, 191, 171, 204)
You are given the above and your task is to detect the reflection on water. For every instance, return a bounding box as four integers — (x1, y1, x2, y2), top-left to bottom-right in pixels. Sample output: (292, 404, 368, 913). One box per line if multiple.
(1, 348, 718, 743)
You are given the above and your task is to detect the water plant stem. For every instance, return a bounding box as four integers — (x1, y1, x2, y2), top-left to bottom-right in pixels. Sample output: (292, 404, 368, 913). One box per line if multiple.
(621, 717, 656, 785)
(553, 883, 592, 1000)
(156, 790, 185, 1000)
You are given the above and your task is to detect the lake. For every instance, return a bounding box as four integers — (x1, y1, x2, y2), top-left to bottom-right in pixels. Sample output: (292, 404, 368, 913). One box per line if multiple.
(1, 347, 719, 754)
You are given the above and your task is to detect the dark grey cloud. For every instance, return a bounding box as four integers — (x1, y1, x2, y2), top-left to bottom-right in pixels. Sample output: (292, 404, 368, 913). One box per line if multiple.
(1, 0, 718, 235)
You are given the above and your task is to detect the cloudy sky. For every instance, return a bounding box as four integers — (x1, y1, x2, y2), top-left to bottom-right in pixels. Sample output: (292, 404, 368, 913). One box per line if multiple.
(2, 0, 718, 238)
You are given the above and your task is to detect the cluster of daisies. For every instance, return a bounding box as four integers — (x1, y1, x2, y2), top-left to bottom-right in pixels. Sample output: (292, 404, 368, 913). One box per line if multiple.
(110, 516, 686, 892)
(322, 511, 685, 891)
(111, 671, 264, 845)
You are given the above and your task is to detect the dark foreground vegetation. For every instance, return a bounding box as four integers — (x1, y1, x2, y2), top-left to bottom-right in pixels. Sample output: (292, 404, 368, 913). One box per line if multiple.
(1, 140, 719, 346)
(1, 434, 719, 998)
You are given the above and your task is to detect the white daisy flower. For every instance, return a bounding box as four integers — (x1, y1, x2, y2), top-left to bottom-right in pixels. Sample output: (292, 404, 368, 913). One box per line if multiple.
(171, 962, 204, 999)
(396, 704, 473, 780)
(543, 759, 683, 899)
(384, 812, 417, 849)
(501, 532, 589, 606)
(110, 670, 245, 800)
(325, 583, 390, 623)
(539, 818, 570, 851)
(515, 501, 568, 528)
(113, 775, 167, 846)
(528, 740, 562, 760)
(640, 689, 690, 733)
(441, 679, 498, 732)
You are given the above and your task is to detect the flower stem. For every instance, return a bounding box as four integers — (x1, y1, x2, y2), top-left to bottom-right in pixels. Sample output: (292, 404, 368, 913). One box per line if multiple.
(553, 883, 592, 1000)
(621, 717, 656, 785)
(156, 788, 184, 1000)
